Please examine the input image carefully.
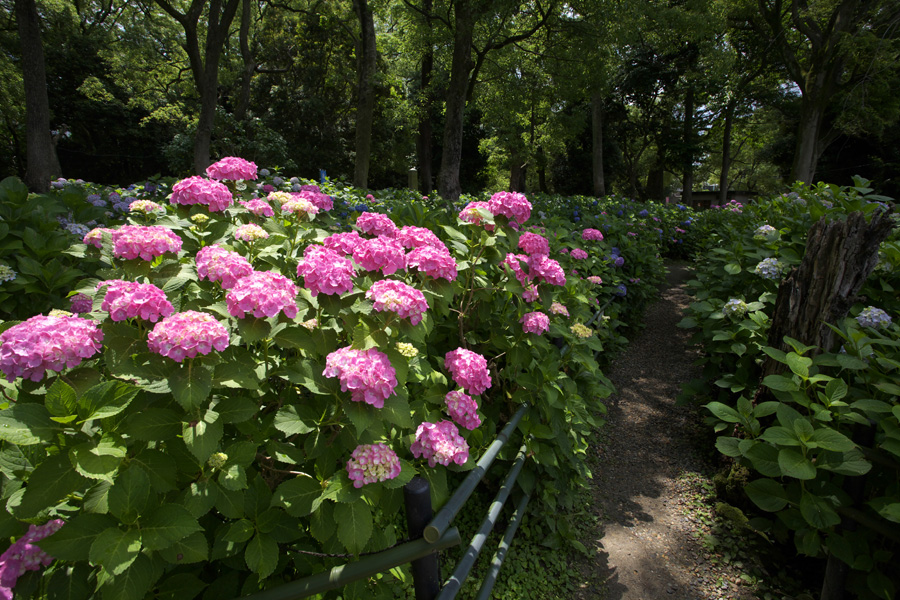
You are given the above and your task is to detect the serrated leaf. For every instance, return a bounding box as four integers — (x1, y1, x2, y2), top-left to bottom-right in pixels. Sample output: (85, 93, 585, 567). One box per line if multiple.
(0, 403, 58, 445)
(169, 362, 213, 411)
(381, 460, 416, 489)
(273, 477, 321, 517)
(89, 527, 142, 576)
(237, 317, 271, 344)
(778, 448, 817, 479)
(183, 418, 223, 464)
(154, 573, 207, 600)
(215, 486, 244, 519)
(108, 467, 151, 524)
(344, 401, 375, 437)
(745, 478, 789, 512)
(83, 480, 111, 514)
(274, 405, 315, 435)
(382, 390, 413, 428)
(825, 378, 848, 402)
(217, 464, 248, 491)
(786, 352, 812, 378)
(244, 532, 279, 578)
(335, 502, 373, 554)
(223, 519, 255, 543)
(121, 408, 182, 441)
(79, 380, 140, 421)
(724, 263, 741, 274)
(836, 353, 868, 370)
(70, 439, 126, 483)
(213, 396, 258, 423)
(47, 563, 93, 600)
(159, 531, 208, 564)
(16, 454, 89, 519)
(46, 379, 77, 418)
(140, 504, 202, 551)
(99, 553, 159, 600)
(38, 514, 116, 562)
(131, 449, 178, 493)
(744, 443, 782, 477)
(800, 490, 841, 529)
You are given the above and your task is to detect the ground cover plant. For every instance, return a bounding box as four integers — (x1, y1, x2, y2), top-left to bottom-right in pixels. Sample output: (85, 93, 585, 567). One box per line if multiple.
(0, 161, 676, 599)
(679, 180, 900, 599)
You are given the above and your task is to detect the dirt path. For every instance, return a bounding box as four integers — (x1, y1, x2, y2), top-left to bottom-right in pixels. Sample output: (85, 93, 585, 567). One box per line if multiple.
(573, 262, 755, 600)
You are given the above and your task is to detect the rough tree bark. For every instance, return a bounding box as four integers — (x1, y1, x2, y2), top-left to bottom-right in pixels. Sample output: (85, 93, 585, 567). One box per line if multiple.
(591, 91, 605, 197)
(234, 0, 255, 122)
(15, 0, 55, 193)
(681, 86, 694, 206)
(352, 0, 377, 189)
(415, 0, 434, 194)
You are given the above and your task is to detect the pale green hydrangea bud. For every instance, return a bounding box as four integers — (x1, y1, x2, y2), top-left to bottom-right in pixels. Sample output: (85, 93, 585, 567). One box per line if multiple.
(396, 342, 418, 358)
(208, 452, 228, 469)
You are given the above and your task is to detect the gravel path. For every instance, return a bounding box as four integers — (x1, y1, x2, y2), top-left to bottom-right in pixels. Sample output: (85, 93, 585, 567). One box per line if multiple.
(572, 262, 756, 600)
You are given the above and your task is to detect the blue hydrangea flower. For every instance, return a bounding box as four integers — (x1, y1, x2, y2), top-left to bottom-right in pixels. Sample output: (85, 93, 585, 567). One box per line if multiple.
(615, 284, 627, 297)
(856, 306, 892, 329)
(754, 258, 783, 280)
(722, 299, 748, 318)
(0, 264, 16, 283)
(273, 176, 284, 186)
(638, 209, 649, 217)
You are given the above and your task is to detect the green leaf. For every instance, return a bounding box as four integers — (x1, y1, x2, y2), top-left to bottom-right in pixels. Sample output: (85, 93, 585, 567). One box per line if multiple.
(778, 448, 817, 480)
(244, 532, 279, 579)
(792, 418, 815, 442)
(382, 390, 414, 428)
(131, 450, 178, 493)
(382, 459, 416, 490)
(108, 467, 151, 524)
(763, 374, 799, 392)
(706, 402, 741, 423)
(153, 573, 207, 600)
(169, 362, 213, 411)
(0, 403, 58, 445)
(800, 490, 841, 529)
(753, 402, 780, 418)
(335, 501, 373, 554)
(83, 480, 111, 514)
(80, 381, 140, 421)
(217, 464, 247, 491)
(16, 454, 89, 519)
(836, 353, 868, 370)
(215, 486, 245, 519)
(783, 336, 816, 355)
(46, 379, 77, 418)
(183, 418, 223, 464)
(716, 436, 742, 457)
(724, 263, 741, 274)
(89, 527, 142, 576)
(867, 569, 895, 600)
(274, 405, 315, 435)
(274, 477, 322, 517)
(100, 553, 159, 600)
(237, 318, 271, 344)
(744, 443, 782, 477)
(214, 396, 258, 423)
(874, 502, 900, 524)
(121, 408, 182, 441)
(816, 449, 872, 476)
(786, 352, 812, 378)
(159, 531, 208, 565)
(759, 426, 801, 447)
(47, 563, 94, 600)
(223, 519, 255, 544)
(140, 504, 203, 551)
(808, 428, 855, 452)
(745, 479, 789, 512)
(825, 379, 848, 402)
(344, 401, 376, 437)
(70, 439, 126, 483)
(39, 514, 116, 562)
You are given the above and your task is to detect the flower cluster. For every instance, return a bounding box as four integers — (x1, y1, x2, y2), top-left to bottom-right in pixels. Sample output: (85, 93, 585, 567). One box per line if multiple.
(323, 346, 398, 408)
(518, 232, 549, 256)
(129, 200, 162, 214)
(550, 302, 569, 316)
(0, 265, 16, 283)
(147, 311, 229, 362)
(206, 156, 258, 181)
(353, 237, 406, 275)
(324, 231, 363, 255)
(396, 342, 418, 358)
(582, 228, 604, 241)
(294, 189, 333, 212)
(196, 245, 254, 289)
(346, 444, 402, 488)
(459, 201, 492, 227)
(502, 254, 529, 287)
(170, 176, 234, 212)
(570, 248, 588, 260)
(520, 311, 550, 335)
(444, 348, 491, 395)
(0, 315, 103, 382)
(411, 421, 470, 467)
(723, 199, 743, 213)
(396, 225, 443, 249)
(366, 279, 428, 325)
(754, 224, 777, 238)
(445, 390, 481, 430)
(0, 519, 65, 599)
(857, 306, 892, 329)
(281, 195, 319, 219)
(239, 198, 274, 217)
(488, 191, 531, 224)
(297, 245, 356, 296)
(407, 245, 458, 281)
(235, 223, 269, 242)
(357, 212, 397, 238)
(586, 276, 603, 285)
(226, 271, 298, 319)
(570, 323, 593, 338)
(615, 284, 628, 297)
(69, 293, 92, 314)
(754, 258, 784, 280)
(722, 299, 748, 318)
(112, 225, 182, 260)
(98, 280, 174, 322)
(529, 255, 567, 286)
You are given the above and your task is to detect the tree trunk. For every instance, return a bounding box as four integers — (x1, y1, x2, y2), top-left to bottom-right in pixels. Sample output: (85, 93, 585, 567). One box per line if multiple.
(509, 149, 526, 191)
(234, 0, 255, 122)
(760, 212, 894, 383)
(791, 95, 827, 184)
(591, 91, 606, 197)
(681, 86, 694, 206)
(437, 0, 475, 203)
(352, 0, 377, 189)
(537, 145, 547, 193)
(415, 0, 434, 194)
(15, 0, 54, 193)
(646, 163, 664, 202)
(718, 99, 736, 205)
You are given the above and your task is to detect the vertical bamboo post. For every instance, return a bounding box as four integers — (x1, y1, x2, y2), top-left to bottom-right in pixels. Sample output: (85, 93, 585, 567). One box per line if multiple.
(405, 476, 441, 600)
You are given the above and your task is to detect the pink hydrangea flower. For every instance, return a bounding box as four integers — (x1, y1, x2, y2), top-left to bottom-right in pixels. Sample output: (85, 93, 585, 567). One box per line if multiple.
(411, 421, 470, 467)
(129, 200, 162, 214)
(407, 245, 458, 281)
(83, 227, 115, 249)
(226, 271, 298, 319)
(69, 293, 93, 314)
(582, 228, 604, 241)
(570, 248, 589, 260)
(550, 302, 569, 317)
(297, 245, 356, 296)
(0, 315, 103, 382)
(0, 519, 65, 599)
(323, 231, 364, 255)
(205, 156, 258, 181)
(522, 284, 539, 302)
(396, 226, 444, 249)
(294, 189, 333, 212)
(444, 348, 491, 395)
(112, 225, 182, 260)
(357, 212, 397, 238)
(488, 191, 531, 224)
(299, 184, 321, 193)
(239, 198, 275, 217)
(518, 232, 550, 256)
(444, 390, 481, 430)
(502, 253, 530, 287)
(147, 311, 229, 362)
(528, 255, 566, 286)
(559, 247, 570, 255)
(366, 279, 428, 325)
(196, 245, 254, 289)
(346, 443, 402, 488)
(170, 176, 234, 211)
(353, 236, 406, 275)
(323, 346, 398, 408)
(235, 223, 269, 242)
(281, 195, 319, 219)
(459, 201, 493, 228)
(98, 280, 174, 322)
(520, 311, 550, 335)
(587, 276, 603, 284)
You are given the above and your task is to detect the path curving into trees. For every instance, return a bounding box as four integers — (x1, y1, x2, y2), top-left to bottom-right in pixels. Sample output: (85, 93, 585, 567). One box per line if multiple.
(572, 262, 755, 600)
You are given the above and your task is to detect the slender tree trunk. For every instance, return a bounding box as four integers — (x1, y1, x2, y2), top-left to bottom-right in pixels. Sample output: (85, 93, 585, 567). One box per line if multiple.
(646, 160, 664, 202)
(591, 91, 605, 197)
(352, 0, 377, 188)
(681, 86, 694, 206)
(437, 0, 475, 203)
(416, 0, 434, 194)
(791, 94, 827, 184)
(509, 148, 526, 191)
(537, 146, 547, 193)
(15, 0, 54, 193)
(718, 99, 736, 205)
(234, 0, 255, 122)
